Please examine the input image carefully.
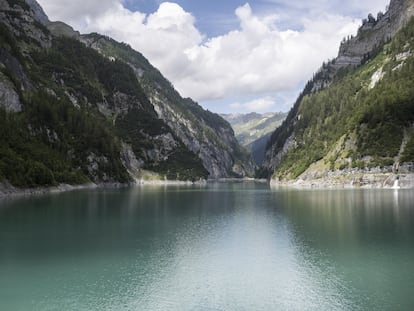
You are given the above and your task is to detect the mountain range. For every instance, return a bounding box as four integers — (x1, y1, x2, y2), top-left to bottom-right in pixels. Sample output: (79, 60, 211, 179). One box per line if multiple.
(221, 112, 287, 165)
(1, 0, 414, 190)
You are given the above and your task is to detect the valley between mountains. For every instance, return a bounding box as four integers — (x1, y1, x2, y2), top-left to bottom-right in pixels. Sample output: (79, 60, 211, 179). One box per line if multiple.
(1, 0, 414, 194)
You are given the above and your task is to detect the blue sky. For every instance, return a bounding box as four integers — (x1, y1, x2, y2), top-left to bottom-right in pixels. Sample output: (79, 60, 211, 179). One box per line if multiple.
(38, 0, 389, 114)
(124, 0, 255, 36)
(122, 0, 388, 36)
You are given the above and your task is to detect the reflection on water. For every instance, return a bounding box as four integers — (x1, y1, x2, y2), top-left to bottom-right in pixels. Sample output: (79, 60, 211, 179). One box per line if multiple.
(273, 188, 414, 311)
(0, 184, 413, 310)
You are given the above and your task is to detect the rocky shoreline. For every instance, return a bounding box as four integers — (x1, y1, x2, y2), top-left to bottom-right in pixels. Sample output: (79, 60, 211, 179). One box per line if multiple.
(134, 178, 207, 186)
(2, 173, 413, 198)
(0, 182, 101, 198)
(270, 172, 414, 189)
(0, 178, 209, 198)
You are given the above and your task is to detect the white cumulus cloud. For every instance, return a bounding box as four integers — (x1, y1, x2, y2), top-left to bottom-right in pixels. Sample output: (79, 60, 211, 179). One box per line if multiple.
(175, 4, 359, 101)
(37, 0, 363, 112)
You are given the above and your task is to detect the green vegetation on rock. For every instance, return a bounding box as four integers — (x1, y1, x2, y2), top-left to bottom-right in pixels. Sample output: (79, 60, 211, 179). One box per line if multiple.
(265, 16, 414, 180)
(0, 6, 211, 187)
(81, 33, 254, 178)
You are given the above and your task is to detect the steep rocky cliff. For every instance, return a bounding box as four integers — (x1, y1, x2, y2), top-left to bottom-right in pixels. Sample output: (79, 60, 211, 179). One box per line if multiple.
(337, 0, 414, 68)
(0, 0, 253, 188)
(263, 0, 414, 186)
(24, 0, 49, 24)
(79, 34, 255, 178)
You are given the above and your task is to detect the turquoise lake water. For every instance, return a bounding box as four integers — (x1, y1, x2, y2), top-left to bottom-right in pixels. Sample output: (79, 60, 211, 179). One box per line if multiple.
(0, 183, 413, 310)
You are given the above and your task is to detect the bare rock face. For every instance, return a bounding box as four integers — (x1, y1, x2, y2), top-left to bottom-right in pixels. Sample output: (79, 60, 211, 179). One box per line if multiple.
(120, 143, 144, 177)
(149, 90, 254, 178)
(304, 0, 414, 94)
(262, 134, 295, 174)
(46, 21, 80, 39)
(80, 34, 255, 179)
(0, 74, 21, 112)
(24, 0, 49, 24)
(0, 48, 33, 91)
(336, 0, 414, 68)
(0, 0, 51, 48)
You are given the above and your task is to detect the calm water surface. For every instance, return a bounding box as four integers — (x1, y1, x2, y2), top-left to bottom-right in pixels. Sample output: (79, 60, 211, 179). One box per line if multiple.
(0, 183, 413, 310)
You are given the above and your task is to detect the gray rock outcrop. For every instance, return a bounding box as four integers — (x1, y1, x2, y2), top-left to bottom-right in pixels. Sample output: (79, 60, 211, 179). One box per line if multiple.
(24, 0, 49, 24)
(0, 74, 21, 112)
(81, 34, 255, 179)
(0, 0, 51, 47)
(336, 0, 414, 68)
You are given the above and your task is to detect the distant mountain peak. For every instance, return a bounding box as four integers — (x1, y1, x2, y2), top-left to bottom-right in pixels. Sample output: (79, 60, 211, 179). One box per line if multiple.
(222, 112, 287, 165)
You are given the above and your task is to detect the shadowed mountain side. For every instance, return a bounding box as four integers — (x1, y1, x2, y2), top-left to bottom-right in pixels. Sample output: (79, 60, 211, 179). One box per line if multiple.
(0, 0, 254, 190)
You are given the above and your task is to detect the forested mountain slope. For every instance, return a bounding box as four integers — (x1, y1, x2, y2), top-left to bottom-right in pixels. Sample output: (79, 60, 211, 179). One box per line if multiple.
(263, 0, 414, 186)
(78, 33, 254, 178)
(0, 0, 253, 189)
